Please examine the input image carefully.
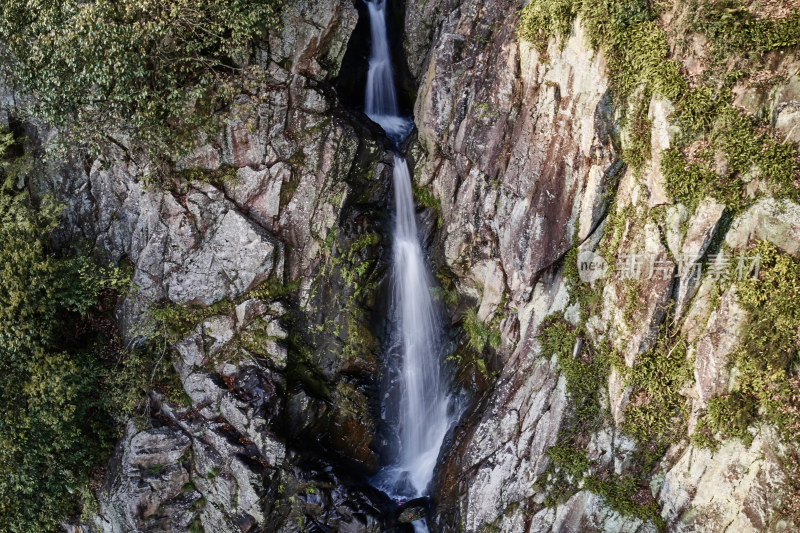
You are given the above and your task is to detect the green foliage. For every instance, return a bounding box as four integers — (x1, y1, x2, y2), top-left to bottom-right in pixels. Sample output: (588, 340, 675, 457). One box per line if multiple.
(602, 20, 686, 104)
(660, 146, 716, 209)
(517, 0, 577, 52)
(737, 242, 800, 374)
(535, 315, 623, 508)
(560, 243, 605, 320)
(452, 308, 501, 381)
(677, 86, 729, 134)
(536, 314, 661, 526)
(546, 441, 590, 480)
(411, 181, 441, 211)
(189, 516, 205, 533)
(691, 2, 800, 59)
(0, 142, 130, 530)
(462, 308, 501, 353)
(706, 392, 756, 444)
(584, 474, 664, 529)
(150, 274, 298, 345)
(0, 130, 32, 192)
(700, 241, 800, 445)
(539, 439, 587, 507)
(622, 94, 653, 173)
(622, 322, 692, 457)
(713, 105, 800, 199)
(411, 181, 442, 228)
(0, 0, 283, 157)
(519, 0, 800, 210)
(539, 315, 610, 423)
(173, 165, 240, 189)
(689, 417, 719, 451)
(432, 269, 459, 308)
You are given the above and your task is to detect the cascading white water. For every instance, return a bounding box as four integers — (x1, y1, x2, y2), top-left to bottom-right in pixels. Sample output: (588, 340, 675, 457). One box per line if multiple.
(363, 0, 413, 143)
(388, 155, 451, 497)
(362, 0, 453, 500)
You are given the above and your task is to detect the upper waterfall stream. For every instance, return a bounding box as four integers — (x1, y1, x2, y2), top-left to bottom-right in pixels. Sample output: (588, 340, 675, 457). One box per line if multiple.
(362, 0, 455, 508)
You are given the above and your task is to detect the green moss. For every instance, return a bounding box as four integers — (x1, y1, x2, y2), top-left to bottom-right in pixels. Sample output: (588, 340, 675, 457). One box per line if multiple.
(340, 312, 377, 362)
(174, 165, 239, 188)
(604, 20, 686, 104)
(622, 319, 692, 458)
(714, 105, 799, 198)
(690, 3, 800, 61)
(145, 464, 166, 476)
(622, 93, 654, 173)
(660, 146, 715, 209)
(450, 307, 503, 381)
(622, 278, 643, 326)
(411, 181, 443, 228)
(189, 516, 205, 533)
(539, 315, 610, 423)
(538, 442, 582, 507)
(150, 274, 297, 344)
(520, 0, 800, 210)
(435, 268, 460, 308)
(279, 176, 300, 211)
(698, 241, 800, 445)
(690, 417, 720, 452)
(600, 202, 636, 266)
(677, 86, 729, 134)
(546, 441, 590, 480)
(192, 497, 206, 511)
(584, 474, 664, 530)
(706, 392, 756, 444)
(517, 0, 577, 52)
(536, 316, 662, 523)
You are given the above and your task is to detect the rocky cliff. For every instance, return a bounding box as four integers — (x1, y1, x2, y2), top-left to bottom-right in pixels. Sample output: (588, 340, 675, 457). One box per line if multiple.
(401, 0, 800, 532)
(12, 1, 406, 531)
(4, 0, 800, 532)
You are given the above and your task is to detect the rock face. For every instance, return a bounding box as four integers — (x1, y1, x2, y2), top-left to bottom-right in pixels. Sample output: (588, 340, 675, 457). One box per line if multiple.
(400, 0, 800, 532)
(26, 1, 402, 531)
(8, 0, 800, 531)
(413, 2, 615, 310)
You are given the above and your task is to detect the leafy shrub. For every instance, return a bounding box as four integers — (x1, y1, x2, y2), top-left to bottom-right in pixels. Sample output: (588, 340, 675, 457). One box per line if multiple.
(0, 131, 131, 532)
(0, 196, 128, 531)
(0, 0, 283, 157)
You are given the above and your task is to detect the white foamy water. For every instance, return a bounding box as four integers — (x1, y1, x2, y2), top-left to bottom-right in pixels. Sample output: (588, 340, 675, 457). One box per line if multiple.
(388, 155, 452, 497)
(362, 0, 454, 502)
(364, 0, 414, 143)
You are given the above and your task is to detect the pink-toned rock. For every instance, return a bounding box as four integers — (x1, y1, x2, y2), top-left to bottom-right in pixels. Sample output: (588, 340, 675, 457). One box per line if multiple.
(693, 287, 746, 407)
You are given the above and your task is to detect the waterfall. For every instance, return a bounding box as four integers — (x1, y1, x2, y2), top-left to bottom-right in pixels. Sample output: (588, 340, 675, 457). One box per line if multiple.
(362, 0, 454, 501)
(363, 0, 413, 144)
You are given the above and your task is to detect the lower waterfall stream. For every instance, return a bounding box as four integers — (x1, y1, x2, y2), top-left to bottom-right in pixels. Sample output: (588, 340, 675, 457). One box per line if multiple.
(360, 0, 457, 526)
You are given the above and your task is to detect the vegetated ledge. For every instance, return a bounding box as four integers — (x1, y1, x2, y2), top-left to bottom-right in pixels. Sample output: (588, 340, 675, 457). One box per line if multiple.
(515, 0, 800, 529)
